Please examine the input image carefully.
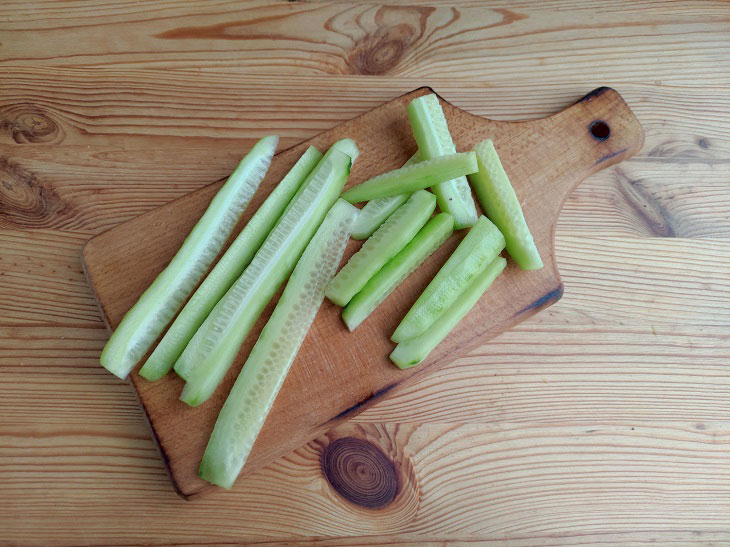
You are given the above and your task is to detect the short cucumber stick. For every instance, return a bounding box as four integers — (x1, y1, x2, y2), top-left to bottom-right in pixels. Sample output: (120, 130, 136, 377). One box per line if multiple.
(390, 256, 507, 369)
(407, 93, 479, 229)
(392, 215, 505, 343)
(326, 189, 437, 307)
(341, 153, 477, 203)
(469, 139, 543, 270)
(342, 213, 454, 331)
(100, 135, 278, 380)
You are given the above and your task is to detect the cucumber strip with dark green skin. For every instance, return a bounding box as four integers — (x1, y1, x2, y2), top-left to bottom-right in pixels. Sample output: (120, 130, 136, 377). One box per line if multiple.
(198, 199, 358, 489)
(342, 213, 454, 331)
(390, 256, 506, 369)
(469, 139, 543, 270)
(341, 153, 477, 203)
(100, 135, 278, 380)
(139, 146, 322, 381)
(407, 93, 478, 229)
(325, 190, 437, 307)
(176, 144, 354, 406)
(350, 152, 420, 240)
(391, 215, 505, 343)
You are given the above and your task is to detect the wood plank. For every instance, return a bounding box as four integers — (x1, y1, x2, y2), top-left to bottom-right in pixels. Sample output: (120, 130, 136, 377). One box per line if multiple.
(2, 70, 728, 234)
(1, 1, 728, 86)
(1, 421, 728, 544)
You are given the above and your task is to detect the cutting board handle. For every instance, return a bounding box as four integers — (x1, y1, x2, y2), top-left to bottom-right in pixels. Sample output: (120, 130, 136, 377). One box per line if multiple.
(449, 86, 644, 240)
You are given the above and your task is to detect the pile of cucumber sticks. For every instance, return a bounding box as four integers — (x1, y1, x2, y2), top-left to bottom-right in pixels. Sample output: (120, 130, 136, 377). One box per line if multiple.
(100, 93, 542, 489)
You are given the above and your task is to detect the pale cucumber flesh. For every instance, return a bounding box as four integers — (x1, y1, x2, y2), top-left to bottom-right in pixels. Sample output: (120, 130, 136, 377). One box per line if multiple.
(390, 256, 506, 369)
(139, 146, 322, 381)
(199, 199, 358, 489)
(341, 152, 477, 203)
(350, 152, 420, 240)
(325, 189, 437, 307)
(407, 93, 478, 229)
(391, 215, 505, 343)
(100, 135, 278, 379)
(469, 139, 543, 270)
(177, 145, 354, 406)
(342, 213, 454, 331)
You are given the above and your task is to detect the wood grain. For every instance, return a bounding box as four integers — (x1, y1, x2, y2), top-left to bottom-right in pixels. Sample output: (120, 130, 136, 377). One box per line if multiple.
(2, 0, 730, 544)
(82, 87, 643, 498)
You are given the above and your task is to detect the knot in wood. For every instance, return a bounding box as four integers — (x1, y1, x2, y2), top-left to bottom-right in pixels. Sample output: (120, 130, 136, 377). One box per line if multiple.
(2, 105, 63, 144)
(321, 437, 399, 509)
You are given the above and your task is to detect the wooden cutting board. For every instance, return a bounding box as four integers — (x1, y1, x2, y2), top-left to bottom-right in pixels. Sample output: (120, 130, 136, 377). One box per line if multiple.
(82, 86, 643, 499)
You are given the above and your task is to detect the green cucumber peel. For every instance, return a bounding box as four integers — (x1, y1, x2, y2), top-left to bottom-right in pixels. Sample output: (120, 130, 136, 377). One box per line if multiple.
(390, 256, 506, 369)
(325, 189, 437, 307)
(100, 135, 278, 380)
(139, 146, 322, 381)
(391, 215, 505, 343)
(407, 93, 478, 229)
(350, 152, 420, 240)
(342, 213, 454, 331)
(176, 144, 354, 405)
(198, 199, 358, 489)
(469, 139, 543, 270)
(341, 152, 477, 203)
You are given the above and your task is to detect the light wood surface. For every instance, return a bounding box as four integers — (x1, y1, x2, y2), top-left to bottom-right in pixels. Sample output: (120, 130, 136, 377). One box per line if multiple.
(1, 0, 729, 544)
(82, 86, 642, 498)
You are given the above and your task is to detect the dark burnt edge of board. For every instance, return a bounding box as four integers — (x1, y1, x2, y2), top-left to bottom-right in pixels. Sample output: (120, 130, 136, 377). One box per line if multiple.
(518, 284, 564, 315)
(577, 86, 614, 104)
(594, 146, 629, 167)
(323, 382, 400, 426)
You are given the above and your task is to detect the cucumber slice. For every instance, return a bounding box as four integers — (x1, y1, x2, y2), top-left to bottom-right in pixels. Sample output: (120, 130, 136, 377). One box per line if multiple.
(325, 189, 437, 307)
(350, 152, 420, 240)
(341, 152, 477, 203)
(469, 139, 543, 270)
(139, 146, 322, 381)
(100, 135, 278, 380)
(342, 213, 454, 331)
(176, 145, 354, 405)
(391, 215, 505, 343)
(390, 256, 506, 369)
(199, 199, 358, 489)
(407, 93, 479, 229)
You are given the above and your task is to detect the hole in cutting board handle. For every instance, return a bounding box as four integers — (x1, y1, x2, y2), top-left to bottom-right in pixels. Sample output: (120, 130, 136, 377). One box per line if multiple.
(590, 120, 611, 141)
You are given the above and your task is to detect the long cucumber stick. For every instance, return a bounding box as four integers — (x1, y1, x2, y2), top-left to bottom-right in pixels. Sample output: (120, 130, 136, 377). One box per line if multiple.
(341, 153, 477, 203)
(350, 151, 420, 240)
(199, 199, 358, 489)
(407, 93, 478, 229)
(100, 135, 278, 380)
(139, 147, 322, 381)
(342, 213, 454, 331)
(325, 190, 437, 307)
(177, 145, 354, 405)
(390, 256, 506, 369)
(469, 139, 543, 270)
(391, 215, 505, 343)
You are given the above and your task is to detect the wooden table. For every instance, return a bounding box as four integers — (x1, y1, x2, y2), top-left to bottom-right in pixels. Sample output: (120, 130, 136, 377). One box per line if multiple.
(2, 1, 729, 544)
